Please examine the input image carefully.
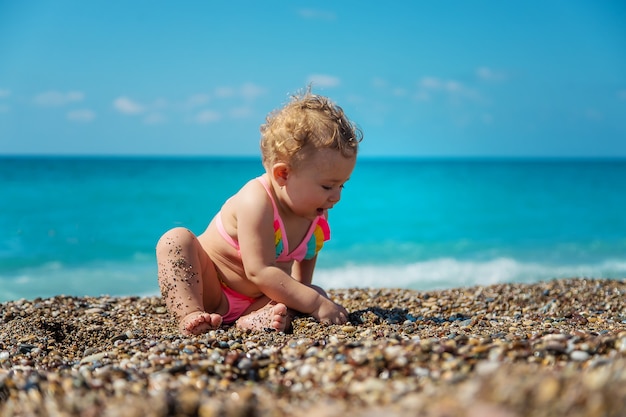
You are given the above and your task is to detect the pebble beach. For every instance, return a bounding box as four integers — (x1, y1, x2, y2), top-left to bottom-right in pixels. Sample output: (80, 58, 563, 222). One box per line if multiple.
(1, 278, 625, 417)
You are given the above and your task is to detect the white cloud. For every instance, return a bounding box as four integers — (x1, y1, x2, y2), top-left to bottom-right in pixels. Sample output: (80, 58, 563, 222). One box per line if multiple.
(113, 96, 144, 114)
(417, 76, 482, 102)
(229, 106, 252, 119)
(307, 74, 341, 88)
(34, 91, 84, 107)
(344, 94, 365, 105)
(419, 77, 444, 90)
(372, 77, 388, 89)
(476, 66, 507, 82)
(111, 86, 265, 124)
(152, 98, 169, 109)
(392, 88, 408, 97)
(297, 8, 336, 21)
(0, 89, 11, 98)
(240, 83, 266, 101)
(215, 87, 235, 98)
(445, 81, 462, 92)
(420, 77, 442, 89)
(585, 108, 604, 121)
(144, 113, 167, 125)
(194, 109, 221, 124)
(67, 109, 95, 122)
(371, 78, 408, 98)
(185, 94, 210, 108)
(209, 84, 266, 102)
(414, 90, 430, 101)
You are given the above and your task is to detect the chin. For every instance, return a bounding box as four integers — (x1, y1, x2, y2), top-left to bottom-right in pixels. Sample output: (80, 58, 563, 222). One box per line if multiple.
(302, 211, 319, 220)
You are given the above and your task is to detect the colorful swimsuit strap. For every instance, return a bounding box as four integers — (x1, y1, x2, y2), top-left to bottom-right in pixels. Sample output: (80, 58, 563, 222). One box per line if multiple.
(256, 176, 289, 255)
(256, 176, 329, 262)
(215, 177, 295, 257)
(216, 176, 328, 261)
(215, 176, 286, 252)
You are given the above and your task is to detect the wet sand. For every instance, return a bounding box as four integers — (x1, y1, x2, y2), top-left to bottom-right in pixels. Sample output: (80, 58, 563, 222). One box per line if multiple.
(1, 278, 625, 416)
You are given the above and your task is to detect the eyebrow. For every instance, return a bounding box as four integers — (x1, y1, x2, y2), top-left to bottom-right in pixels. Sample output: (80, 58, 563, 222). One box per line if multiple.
(322, 177, 351, 184)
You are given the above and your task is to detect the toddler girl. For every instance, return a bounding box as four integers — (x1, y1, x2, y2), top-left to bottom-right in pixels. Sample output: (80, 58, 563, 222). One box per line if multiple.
(156, 89, 363, 335)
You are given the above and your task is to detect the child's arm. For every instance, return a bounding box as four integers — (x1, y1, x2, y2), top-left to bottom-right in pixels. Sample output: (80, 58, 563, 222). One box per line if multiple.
(291, 258, 316, 285)
(249, 265, 339, 318)
(235, 186, 347, 324)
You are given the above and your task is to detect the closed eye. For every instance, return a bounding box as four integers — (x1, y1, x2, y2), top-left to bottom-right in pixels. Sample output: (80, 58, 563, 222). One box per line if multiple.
(322, 184, 346, 191)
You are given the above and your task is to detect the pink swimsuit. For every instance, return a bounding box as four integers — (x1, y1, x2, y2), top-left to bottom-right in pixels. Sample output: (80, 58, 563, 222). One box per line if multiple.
(219, 282, 258, 324)
(215, 176, 331, 323)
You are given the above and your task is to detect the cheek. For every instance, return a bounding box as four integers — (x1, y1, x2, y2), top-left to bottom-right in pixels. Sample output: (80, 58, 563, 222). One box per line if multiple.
(298, 190, 315, 203)
(291, 188, 313, 204)
(298, 189, 323, 205)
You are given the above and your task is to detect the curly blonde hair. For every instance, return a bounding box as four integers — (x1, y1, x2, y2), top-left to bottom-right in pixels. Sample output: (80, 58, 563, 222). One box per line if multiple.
(260, 89, 363, 170)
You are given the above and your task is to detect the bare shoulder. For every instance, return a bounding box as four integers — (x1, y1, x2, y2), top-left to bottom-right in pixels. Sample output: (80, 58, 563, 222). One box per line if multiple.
(222, 177, 272, 224)
(228, 178, 268, 208)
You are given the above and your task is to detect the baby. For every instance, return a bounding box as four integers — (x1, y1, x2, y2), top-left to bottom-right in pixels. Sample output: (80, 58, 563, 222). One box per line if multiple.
(156, 89, 363, 335)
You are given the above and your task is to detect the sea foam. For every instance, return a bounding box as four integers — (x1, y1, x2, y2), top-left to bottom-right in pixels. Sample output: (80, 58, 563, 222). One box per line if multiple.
(315, 257, 626, 291)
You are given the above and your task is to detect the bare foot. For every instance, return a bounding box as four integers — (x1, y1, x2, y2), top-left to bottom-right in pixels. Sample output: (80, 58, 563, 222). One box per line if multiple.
(235, 303, 290, 332)
(180, 311, 223, 335)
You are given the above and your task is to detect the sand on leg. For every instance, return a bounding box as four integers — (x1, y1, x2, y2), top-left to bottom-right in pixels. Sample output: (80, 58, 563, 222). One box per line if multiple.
(156, 227, 224, 335)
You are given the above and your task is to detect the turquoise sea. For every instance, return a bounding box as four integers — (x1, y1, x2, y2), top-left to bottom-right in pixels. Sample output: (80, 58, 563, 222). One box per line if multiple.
(1, 156, 625, 302)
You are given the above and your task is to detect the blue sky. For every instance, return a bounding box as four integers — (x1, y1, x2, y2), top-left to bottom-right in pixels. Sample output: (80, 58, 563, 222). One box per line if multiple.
(1, 1, 625, 157)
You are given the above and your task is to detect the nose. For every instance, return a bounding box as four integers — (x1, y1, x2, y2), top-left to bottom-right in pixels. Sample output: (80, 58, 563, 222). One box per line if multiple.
(329, 188, 341, 203)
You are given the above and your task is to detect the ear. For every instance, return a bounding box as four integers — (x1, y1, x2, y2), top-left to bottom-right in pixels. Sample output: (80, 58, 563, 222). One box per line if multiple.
(272, 163, 290, 186)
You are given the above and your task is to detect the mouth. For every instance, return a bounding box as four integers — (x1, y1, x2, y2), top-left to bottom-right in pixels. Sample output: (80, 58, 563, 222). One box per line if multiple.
(317, 206, 332, 215)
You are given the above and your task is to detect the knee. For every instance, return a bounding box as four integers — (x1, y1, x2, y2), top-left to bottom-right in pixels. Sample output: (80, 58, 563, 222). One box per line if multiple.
(156, 227, 196, 255)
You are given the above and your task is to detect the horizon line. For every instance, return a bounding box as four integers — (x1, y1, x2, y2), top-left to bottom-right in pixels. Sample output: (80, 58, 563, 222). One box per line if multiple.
(1, 153, 626, 162)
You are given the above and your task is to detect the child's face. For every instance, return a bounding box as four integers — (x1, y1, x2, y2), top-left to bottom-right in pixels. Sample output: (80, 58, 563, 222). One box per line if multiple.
(284, 148, 356, 219)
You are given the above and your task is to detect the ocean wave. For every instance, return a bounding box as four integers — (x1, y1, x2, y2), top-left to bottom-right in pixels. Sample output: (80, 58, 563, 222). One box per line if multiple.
(1, 257, 625, 302)
(0, 262, 159, 302)
(315, 257, 626, 290)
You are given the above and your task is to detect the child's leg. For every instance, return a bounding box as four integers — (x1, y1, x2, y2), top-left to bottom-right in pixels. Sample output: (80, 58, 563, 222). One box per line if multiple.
(156, 227, 224, 335)
(235, 296, 292, 332)
(235, 284, 339, 332)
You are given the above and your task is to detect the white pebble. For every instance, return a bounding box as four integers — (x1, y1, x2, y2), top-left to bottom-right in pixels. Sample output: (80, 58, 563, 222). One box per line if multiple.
(570, 350, 590, 361)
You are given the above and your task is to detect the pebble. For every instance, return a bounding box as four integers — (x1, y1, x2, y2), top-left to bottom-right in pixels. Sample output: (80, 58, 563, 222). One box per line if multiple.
(570, 350, 590, 361)
(80, 351, 112, 364)
(0, 278, 625, 417)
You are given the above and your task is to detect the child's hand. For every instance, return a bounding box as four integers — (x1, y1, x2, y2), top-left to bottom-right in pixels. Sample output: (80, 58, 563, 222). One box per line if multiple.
(314, 297, 349, 325)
